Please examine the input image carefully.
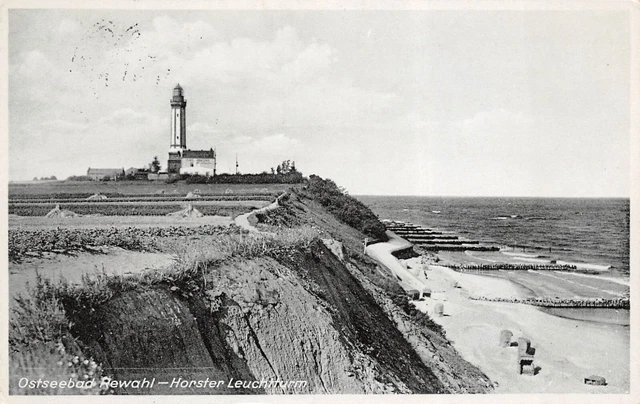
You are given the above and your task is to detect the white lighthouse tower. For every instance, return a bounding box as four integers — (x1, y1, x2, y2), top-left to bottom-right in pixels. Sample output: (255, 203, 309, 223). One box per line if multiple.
(170, 84, 187, 151)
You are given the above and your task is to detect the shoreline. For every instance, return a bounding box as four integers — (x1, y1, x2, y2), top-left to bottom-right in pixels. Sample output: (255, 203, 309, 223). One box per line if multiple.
(363, 222, 629, 393)
(406, 259, 630, 393)
(433, 250, 630, 324)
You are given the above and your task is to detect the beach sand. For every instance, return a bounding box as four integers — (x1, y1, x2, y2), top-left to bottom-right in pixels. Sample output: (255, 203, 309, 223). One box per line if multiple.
(407, 259, 630, 393)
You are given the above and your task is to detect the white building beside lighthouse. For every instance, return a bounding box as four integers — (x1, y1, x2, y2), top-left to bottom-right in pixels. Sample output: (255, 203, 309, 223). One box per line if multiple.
(166, 84, 216, 176)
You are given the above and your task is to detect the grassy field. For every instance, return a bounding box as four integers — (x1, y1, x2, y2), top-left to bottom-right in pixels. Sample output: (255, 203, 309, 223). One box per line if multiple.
(8, 180, 287, 217)
(9, 215, 234, 230)
(9, 180, 299, 197)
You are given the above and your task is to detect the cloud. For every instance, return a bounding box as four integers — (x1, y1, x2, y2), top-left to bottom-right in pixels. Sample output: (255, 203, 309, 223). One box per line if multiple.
(252, 133, 301, 153)
(58, 19, 79, 35)
(281, 41, 336, 82)
(99, 108, 148, 126)
(455, 108, 534, 139)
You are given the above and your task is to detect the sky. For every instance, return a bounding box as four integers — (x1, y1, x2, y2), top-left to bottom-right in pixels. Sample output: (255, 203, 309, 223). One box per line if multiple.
(7, 7, 632, 197)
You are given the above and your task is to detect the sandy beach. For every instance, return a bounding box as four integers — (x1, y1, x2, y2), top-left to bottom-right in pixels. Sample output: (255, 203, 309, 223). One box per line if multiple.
(406, 258, 630, 393)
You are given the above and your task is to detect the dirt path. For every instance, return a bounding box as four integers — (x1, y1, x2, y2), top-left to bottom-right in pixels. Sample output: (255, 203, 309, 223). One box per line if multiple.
(234, 193, 286, 232)
(364, 231, 428, 293)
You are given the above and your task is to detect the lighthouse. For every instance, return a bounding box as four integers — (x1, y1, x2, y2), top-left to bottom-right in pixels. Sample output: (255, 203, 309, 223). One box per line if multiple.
(166, 85, 217, 175)
(170, 84, 187, 151)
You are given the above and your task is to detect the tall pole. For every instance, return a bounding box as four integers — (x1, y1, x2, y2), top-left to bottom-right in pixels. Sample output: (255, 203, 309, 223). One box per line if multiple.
(213, 147, 217, 176)
(235, 153, 239, 175)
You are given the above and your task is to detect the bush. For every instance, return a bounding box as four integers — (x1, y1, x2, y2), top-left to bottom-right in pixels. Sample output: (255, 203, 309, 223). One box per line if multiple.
(66, 176, 92, 181)
(179, 172, 305, 185)
(392, 294, 445, 337)
(9, 274, 109, 395)
(301, 175, 388, 241)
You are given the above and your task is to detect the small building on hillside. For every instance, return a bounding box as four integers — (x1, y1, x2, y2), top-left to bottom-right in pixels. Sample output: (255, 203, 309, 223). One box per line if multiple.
(125, 167, 138, 177)
(125, 167, 152, 180)
(87, 168, 124, 181)
(180, 149, 216, 175)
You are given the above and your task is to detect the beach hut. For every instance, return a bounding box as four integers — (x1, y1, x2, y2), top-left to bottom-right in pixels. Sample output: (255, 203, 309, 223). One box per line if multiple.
(517, 338, 532, 357)
(517, 355, 535, 376)
(433, 303, 444, 317)
(407, 289, 421, 300)
(584, 375, 606, 386)
(499, 330, 513, 348)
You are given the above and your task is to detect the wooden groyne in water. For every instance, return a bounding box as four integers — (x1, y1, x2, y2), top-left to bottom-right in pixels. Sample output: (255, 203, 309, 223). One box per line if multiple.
(447, 263, 604, 275)
(383, 219, 499, 252)
(469, 296, 630, 309)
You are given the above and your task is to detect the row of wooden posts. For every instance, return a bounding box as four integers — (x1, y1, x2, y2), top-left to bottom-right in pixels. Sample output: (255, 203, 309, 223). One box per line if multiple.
(449, 263, 578, 271)
(470, 295, 630, 309)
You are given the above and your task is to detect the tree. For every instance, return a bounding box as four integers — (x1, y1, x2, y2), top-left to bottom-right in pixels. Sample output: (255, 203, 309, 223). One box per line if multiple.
(281, 160, 290, 174)
(150, 156, 161, 173)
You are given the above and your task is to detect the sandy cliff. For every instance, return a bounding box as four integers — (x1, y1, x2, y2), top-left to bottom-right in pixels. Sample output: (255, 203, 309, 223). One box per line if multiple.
(58, 191, 493, 394)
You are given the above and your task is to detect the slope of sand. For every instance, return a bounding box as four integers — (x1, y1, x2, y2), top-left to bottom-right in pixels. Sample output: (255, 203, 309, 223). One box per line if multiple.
(9, 248, 175, 305)
(408, 260, 629, 393)
(365, 231, 427, 292)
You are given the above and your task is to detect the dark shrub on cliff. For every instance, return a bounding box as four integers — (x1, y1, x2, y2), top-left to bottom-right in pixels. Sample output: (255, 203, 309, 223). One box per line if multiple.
(66, 175, 92, 181)
(393, 294, 445, 337)
(181, 172, 304, 185)
(301, 175, 388, 241)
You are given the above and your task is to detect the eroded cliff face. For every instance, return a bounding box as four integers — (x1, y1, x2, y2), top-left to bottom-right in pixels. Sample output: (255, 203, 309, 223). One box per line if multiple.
(67, 196, 492, 394)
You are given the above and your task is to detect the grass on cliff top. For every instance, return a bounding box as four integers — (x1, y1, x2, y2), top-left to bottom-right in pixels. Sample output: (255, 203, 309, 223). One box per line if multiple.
(9, 272, 110, 395)
(297, 175, 389, 242)
(10, 227, 320, 339)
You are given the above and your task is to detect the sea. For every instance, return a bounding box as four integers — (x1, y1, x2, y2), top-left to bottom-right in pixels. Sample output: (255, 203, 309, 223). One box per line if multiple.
(356, 196, 630, 278)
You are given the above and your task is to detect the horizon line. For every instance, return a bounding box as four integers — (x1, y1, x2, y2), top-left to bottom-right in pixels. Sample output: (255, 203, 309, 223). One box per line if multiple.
(353, 194, 630, 199)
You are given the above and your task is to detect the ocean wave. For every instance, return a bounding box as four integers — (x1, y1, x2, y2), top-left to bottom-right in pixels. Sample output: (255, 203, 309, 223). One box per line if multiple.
(501, 251, 540, 258)
(555, 260, 611, 271)
(558, 271, 628, 286)
(513, 256, 550, 264)
(491, 215, 523, 220)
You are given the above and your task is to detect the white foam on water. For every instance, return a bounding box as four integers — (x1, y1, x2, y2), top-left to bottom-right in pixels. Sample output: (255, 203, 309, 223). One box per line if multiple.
(555, 260, 611, 271)
(554, 271, 629, 286)
(512, 256, 550, 264)
(501, 251, 540, 258)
